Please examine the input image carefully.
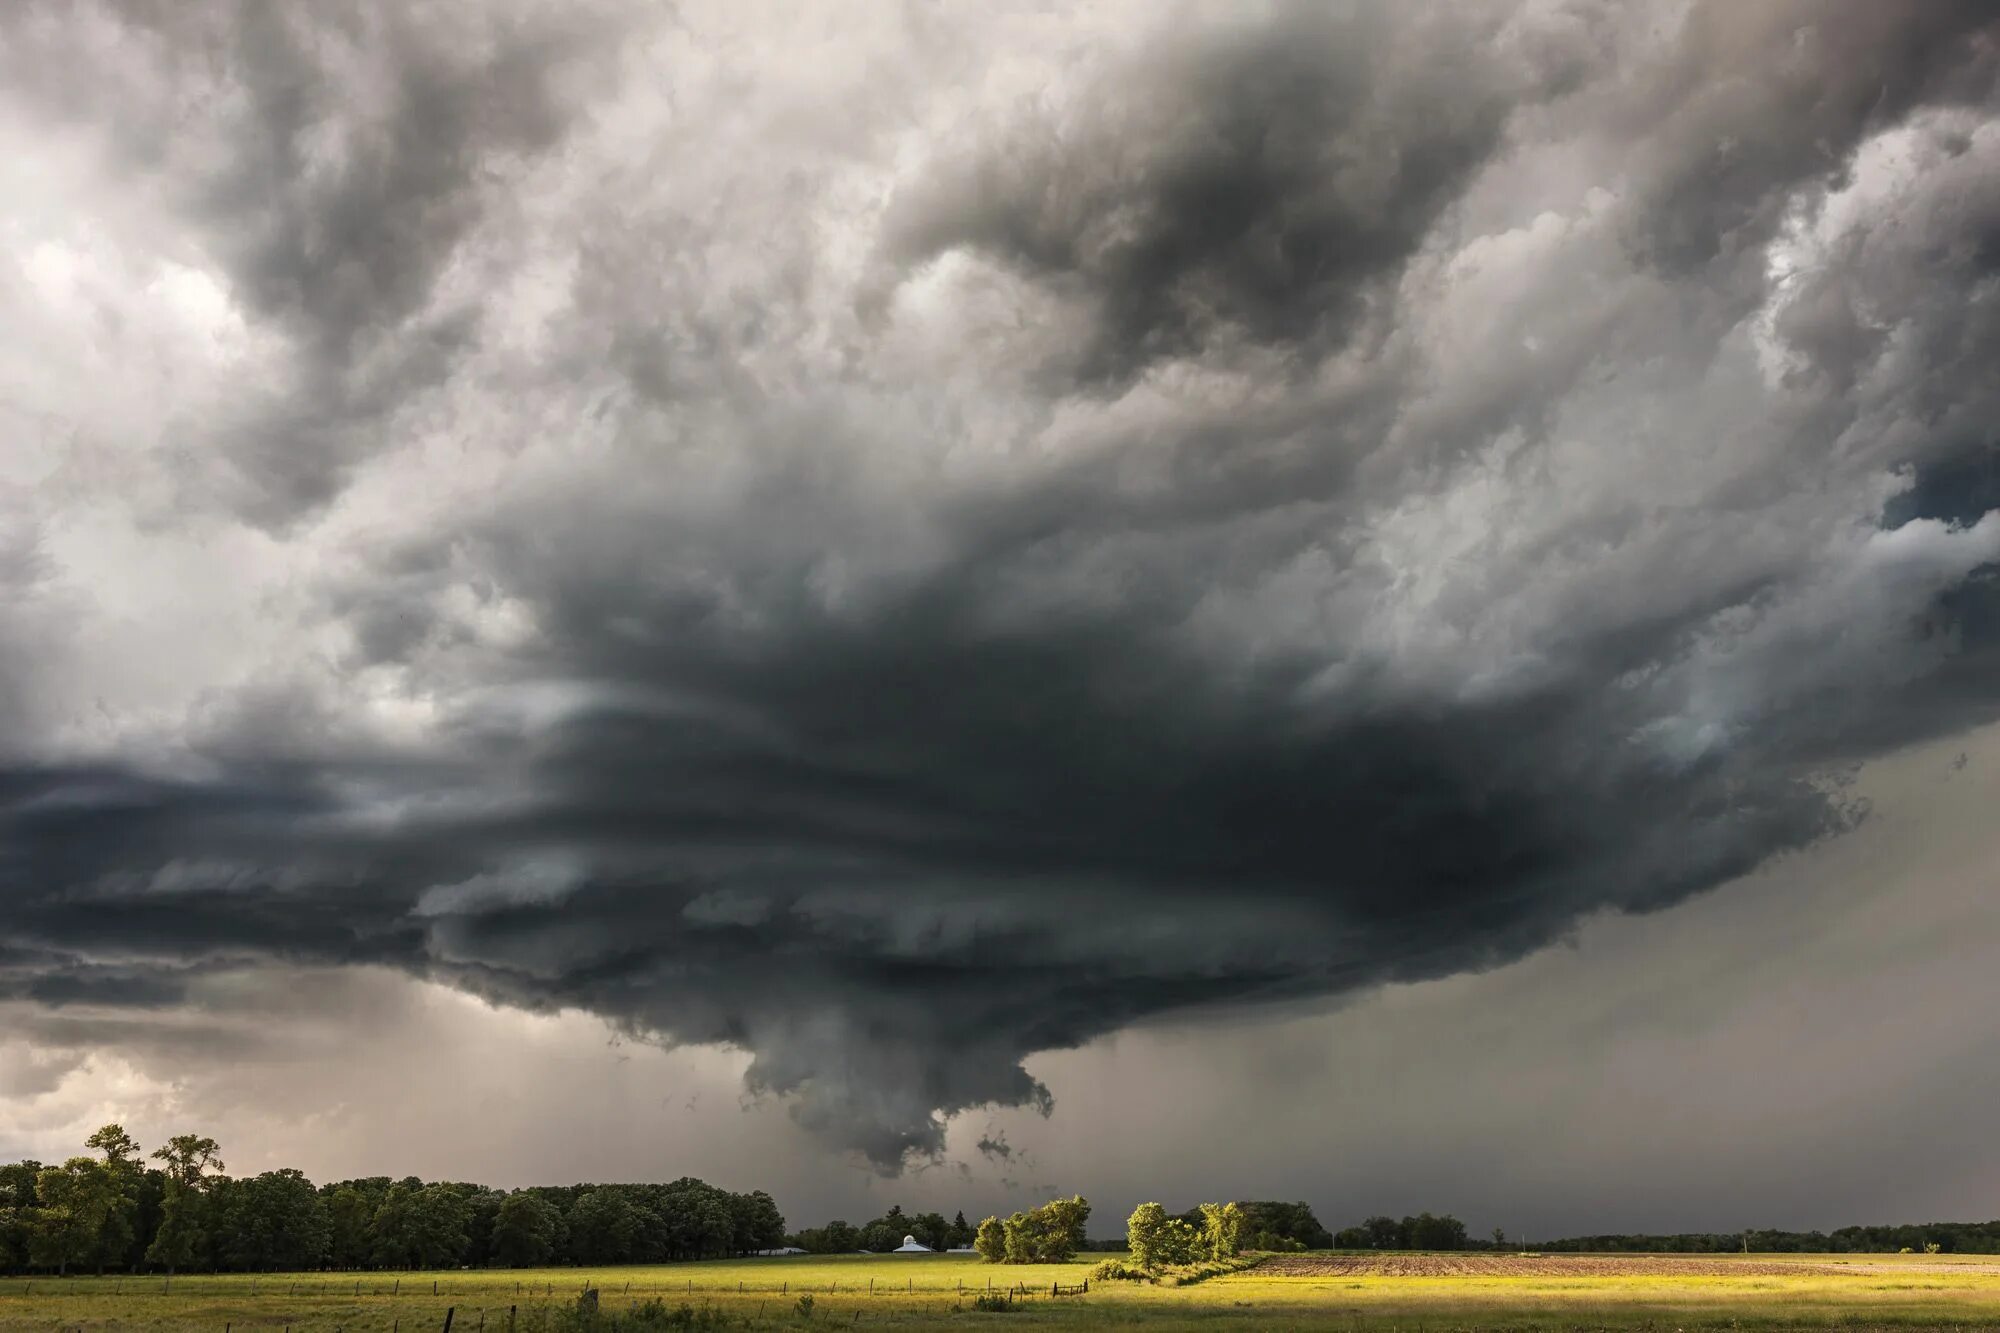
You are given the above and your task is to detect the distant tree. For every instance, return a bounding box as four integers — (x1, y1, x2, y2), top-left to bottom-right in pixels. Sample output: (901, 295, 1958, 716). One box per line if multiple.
(974, 1215, 1006, 1263)
(0, 1163, 39, 1272)
(1237, 1201, 1332, 1251)
(491, 1193, 560, 1267)
(151, 1136, 224, 1190)
(218, 1170, 329, 1271)
(1493, 1227, 1507, 1249)
(911, 1211, 951, 1252)
(567, 1188, 647, 1265)
(33, 1158, 122, 1276)
(325, 1186, 376, 1269)
(1362, 1215, 1405, 1250)
(950, 1211, 973, 1248)
(145, 1134, 224, 1278)
(82, 1126, 142, 1272)
(730, 1190, 787, 1255)
(372, 1183, 470, 1269)
(1406, 1213, 1467, 1251)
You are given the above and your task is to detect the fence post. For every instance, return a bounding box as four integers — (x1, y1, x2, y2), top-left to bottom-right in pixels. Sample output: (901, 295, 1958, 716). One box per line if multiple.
(441, 1309, 455, 1333)
(508, 1306, 516, 1333)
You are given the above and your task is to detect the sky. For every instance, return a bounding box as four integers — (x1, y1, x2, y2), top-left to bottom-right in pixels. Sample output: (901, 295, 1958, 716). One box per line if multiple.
(2, 0, 1999, 1239)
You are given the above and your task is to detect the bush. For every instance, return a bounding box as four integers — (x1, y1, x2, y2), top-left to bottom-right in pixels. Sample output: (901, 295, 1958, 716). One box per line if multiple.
(969, 1292, 1017, 1312)
(1157, 1255, 1264, 1288)
(1090, 1258, 1149, 1282)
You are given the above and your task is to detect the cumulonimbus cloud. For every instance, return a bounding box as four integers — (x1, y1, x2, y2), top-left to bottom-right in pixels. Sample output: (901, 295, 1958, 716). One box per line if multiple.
(2, 0, 1998, 1169)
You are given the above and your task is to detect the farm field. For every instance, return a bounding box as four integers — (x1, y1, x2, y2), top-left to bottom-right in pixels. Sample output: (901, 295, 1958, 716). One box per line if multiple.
(8, 1251, 2000, 1331)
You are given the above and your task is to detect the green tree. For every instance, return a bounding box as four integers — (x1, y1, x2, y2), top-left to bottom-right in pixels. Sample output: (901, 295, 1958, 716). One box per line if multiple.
(491, 1193, 560, 1267)
(145, 1134, 223, 1277)
(1000, 1196, 1090, 1263)
(730, 1190, 787, 1255)
(325, 1186, 376, 1269)
(1407, 1212, 1467, 1251)
(217, 1170, 329, 1271)
(1126, 1202, 1170, 1269)
(911, 1211, 951, 1252)
(0, 1162, 38, 1271)
(373, 1183, 470, 1269)
(950, 1211, 973, 1248)
(33, 1158, 122, 1276)
(1198, 1201, 1244, 1260)
(151, 1136, 223, 1189)
(83, 1125, 142, 1272)
(974, 1215, 1005, 1263)
(567, 1188, 646, 1265)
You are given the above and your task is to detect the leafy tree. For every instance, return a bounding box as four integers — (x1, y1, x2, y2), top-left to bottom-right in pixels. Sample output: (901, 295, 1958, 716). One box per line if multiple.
(1000, 1196, 1090, 1263)
(950, 1211, 973, 1248)
(151, 1136, 224, 1190)
(82, 1126, 142, 1272)
(1126, 1203, 1170, 1269)
(216, 1170, 329, 1272)
(145, 1135, 225, 1277)
(1362, 1215, 1405, 1249)
(33, 1158, 122, 1276)
(567, 1189, 649, 1265)
(1237, 1201, 1332, 1251)
(1406, 1212, 1467, 1251)
(0, 1162, 39, 1272)
(974, 1215, 1006, 1263)
(1198, 1202, 1245, 1260)
(491, 1192, 560, 1267)
(730, 1190, 787, 1255)
(911, 1211, 951, 1252)
(371, 1183, 470, 1269)
(325, 1186, 377, 1268)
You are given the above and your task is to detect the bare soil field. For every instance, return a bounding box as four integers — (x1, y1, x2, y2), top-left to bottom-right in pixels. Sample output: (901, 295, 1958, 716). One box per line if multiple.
(1262, 1252, 1869, 1278)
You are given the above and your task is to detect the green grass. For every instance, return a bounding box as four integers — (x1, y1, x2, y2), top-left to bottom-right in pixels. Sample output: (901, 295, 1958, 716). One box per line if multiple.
(7, 1253, 2000, 1331)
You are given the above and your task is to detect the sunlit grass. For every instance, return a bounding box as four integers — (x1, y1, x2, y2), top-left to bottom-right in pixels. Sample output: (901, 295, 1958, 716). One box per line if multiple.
(7, 1251, 2000, 1329)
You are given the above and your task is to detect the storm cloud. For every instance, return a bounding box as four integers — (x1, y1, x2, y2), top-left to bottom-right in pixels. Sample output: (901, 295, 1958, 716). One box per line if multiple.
(3, 1, 1999, 1171)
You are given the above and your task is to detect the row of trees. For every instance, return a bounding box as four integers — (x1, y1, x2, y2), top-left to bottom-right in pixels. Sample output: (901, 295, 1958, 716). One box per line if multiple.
(1333, 1213, 1473, 1251)
(1124, 1201, 1245, 1269)
(1537, 1223, 2000, 1255)
(0, 1127, 785, 1275)
(790, 1206, 977, 1254)
(971, 1196, 1092, 1264)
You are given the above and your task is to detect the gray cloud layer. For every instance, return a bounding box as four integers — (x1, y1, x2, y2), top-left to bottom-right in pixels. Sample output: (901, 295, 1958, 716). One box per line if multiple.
(3, 1, 1999, 1170)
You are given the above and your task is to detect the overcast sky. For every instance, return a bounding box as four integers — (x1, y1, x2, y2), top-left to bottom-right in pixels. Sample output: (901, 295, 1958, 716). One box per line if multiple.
(3, 1, 1999, 1238)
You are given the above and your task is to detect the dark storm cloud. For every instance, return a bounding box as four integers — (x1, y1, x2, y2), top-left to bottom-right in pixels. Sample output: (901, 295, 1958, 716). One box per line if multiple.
(0, 2, 620, 523)
(881, 6, 1528, 385)
(5, 1, 2000, 1171)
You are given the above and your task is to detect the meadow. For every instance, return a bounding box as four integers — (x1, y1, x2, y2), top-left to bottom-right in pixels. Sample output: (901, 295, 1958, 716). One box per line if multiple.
(8, 1251, 2000, 1331)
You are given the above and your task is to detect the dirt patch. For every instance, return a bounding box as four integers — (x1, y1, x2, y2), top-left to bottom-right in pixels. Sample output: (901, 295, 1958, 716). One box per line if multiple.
(1259, 1254, 1862, 1279)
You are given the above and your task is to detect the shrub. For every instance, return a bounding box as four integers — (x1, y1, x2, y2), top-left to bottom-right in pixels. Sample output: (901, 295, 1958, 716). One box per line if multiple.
(969, 1292, 1017, 1312)
(1090, 1258, 1149, 1282)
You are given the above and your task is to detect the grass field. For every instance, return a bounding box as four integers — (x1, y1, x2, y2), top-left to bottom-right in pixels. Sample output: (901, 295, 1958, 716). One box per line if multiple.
(8, 1251, 2000, 1331)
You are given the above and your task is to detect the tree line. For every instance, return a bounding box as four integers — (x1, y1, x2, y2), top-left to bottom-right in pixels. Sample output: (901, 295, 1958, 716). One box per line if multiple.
(789, 1206, 977, 1254)
(0, 1127, 785, 1276)
(1535, 1223, 2000, 1255)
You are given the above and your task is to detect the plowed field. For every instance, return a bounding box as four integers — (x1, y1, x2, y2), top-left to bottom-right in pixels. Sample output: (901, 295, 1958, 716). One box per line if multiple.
(1262, 1253, 1859, 1278)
